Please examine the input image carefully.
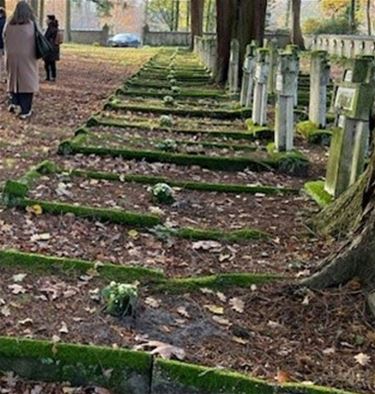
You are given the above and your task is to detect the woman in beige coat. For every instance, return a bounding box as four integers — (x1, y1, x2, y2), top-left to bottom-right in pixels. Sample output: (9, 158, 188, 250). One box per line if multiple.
(4, 1, 39, 119)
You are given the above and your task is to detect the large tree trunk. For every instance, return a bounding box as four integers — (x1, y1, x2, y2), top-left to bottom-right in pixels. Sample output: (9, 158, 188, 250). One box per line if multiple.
(366, 0, 371, 36)
(236, 0, 267, 80)
(39, 0, 45, 28)
(215, 0, 235, 84)
(64, 0, 72, 42)
(291, 0, 304, 49)
(302, 152, 375, 312)
(215, 0, 267, 85)
(175, 0, 180, 31)
(190, 0, 204, 49)
(349, 0, 356, 34)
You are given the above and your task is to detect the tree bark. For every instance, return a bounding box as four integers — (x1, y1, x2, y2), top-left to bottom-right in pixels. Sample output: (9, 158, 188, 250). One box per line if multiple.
(215, 0, 235, 84)
(291, 0, 304, 49)
(175, 0, 180, 31)
(215, 0, 267, 85)
(302, 152, 375, 310)
(190, 0, 204, 49)
(64, 0, 72, 42)
(39, 0, 45, 28)
(366, 0, 371, 36)
(349, 0, 356, 34)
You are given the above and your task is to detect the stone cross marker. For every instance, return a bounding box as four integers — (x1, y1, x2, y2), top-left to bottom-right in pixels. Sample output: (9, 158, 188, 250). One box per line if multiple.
(325, 56, 375, 197)
(252, 48, 270, 126)
(275, 52, 299, 151)
(266, 38, 279, 96)
(286, 44, 300, 106)
(240, 42, 257, 107)
(309, 51, 331, 128)
(228, 39, 240, 94)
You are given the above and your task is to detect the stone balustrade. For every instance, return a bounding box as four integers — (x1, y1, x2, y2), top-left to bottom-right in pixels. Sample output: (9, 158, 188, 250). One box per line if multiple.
(306, 34, 375, 58)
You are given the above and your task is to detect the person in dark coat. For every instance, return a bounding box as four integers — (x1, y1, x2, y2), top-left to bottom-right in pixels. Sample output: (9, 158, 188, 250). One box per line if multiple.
(0, 7, 6, 83)
(43, 14, 60, 82)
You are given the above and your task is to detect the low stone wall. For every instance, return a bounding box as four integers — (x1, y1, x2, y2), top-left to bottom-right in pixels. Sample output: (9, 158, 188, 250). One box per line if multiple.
(144, 31, 191, 46)
(305, 34, 375, 58)
(60, 29, 109, 45)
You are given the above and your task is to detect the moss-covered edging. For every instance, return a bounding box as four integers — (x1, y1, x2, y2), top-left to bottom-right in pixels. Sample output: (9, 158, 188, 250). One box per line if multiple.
(104, 101, 251, 120)
(0, 249, 280, 293)
(151, 359, 357, 394)
(304, 181, 333, 207)
(71, 168, 299, 195)
(0, 336, 152, 394)
(59, 136, 308, 175)
(87, 116, 256, 141)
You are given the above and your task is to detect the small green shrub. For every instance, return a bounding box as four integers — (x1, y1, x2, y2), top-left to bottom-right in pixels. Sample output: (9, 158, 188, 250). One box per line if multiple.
(159, 115, 173, 128)
(171, 86, 181, 94)
(278, 154, 309, 177)
(151, 183, 175, 204)
(163, 96, 175, 107)
(155, 139, 178, 152)
(102, 282, 138, 317)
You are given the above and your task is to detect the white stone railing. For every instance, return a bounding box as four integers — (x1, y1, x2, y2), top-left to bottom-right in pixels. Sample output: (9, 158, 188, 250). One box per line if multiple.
(305, 34, 375, 58)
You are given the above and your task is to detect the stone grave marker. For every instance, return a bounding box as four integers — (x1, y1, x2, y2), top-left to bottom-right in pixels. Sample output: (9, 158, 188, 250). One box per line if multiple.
(240, 42, 257, 107)
(309, 50, 331, 128)
(325, 56, 375, 197)
(228, 39, 240, 94)
(252, 48, 270, 126)
(275, 51, 299, 151)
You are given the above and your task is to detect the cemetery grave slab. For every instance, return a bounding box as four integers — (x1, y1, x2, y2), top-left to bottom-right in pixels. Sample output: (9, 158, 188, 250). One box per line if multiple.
(20, 168, 307, 233)
(0, 260, 371, 394)
(0, 208, 330, 277)
(58, 132, 309, 175)
(55, 155, 311, 189)
(77, 125, 261, 153)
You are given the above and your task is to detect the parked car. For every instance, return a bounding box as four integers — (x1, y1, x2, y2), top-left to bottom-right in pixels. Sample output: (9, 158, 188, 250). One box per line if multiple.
(107, 33, 141, 48)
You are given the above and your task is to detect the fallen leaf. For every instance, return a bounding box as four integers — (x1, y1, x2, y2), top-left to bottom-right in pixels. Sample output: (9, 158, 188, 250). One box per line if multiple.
(134, 340, 185, 360)
(145, 297, 161, 308)
(204, 304, 224, 315)
(322, 347, 335, 355)
(1, 305, 11, 317)
(30, 233, 51, 242)
(128, 229, 139, 240)
(212, 316, 231, 326)
(216, 292, 227, 302)
(12, 273, 27, 283)
(8, 284, 26, 295)
(18, 318, 33, 326)
(192, 240, 221, 250)
(232, 336, 249, 345)
(59, 321, 69, 334)
(177, 306, 190, 318)
(354, 352, 371, 366)
(26, 204, 43, 216)
(229, 297, 245, 313)
(276, 370, 291, 384)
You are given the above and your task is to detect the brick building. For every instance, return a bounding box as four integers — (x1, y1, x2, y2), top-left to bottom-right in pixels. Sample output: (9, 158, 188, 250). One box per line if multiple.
(5, 0, 146, 35)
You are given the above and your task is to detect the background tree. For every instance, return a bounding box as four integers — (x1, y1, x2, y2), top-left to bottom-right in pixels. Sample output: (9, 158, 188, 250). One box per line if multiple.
(215, 0, 267, 84)
(190, 0, 204, 49)
(291, 0, 304, 49)
(320, 0, 350, 18)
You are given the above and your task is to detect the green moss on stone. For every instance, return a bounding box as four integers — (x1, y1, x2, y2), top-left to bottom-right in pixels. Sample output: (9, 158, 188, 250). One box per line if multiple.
(16, 198, 162, 228)
(0, 249, 164, 283)
(176, 227, 268, 242)
(304, 181, 333, 207)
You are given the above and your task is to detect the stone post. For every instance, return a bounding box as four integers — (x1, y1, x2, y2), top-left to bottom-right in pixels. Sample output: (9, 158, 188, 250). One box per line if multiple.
(274, 52, 299, 151)
(240, 42, 257, 107)
(266, 38, 278, 95)
(309, 50, 331, 128)
(286, 44, 300, 106)
(325, 56, 375, 197)
(228, 39, 240, 94)
(252, 48, 270, 126)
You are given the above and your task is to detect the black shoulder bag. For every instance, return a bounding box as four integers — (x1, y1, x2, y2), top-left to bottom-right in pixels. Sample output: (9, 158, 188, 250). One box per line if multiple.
(34, 22, 53, 59)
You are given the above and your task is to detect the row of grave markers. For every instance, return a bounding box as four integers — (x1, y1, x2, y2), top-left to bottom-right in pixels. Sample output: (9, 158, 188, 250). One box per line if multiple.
(227, 39, 375, 198)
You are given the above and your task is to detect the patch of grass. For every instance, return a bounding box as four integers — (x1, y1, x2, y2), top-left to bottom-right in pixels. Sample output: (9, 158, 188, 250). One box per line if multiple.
(304, 181, 333, 207)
